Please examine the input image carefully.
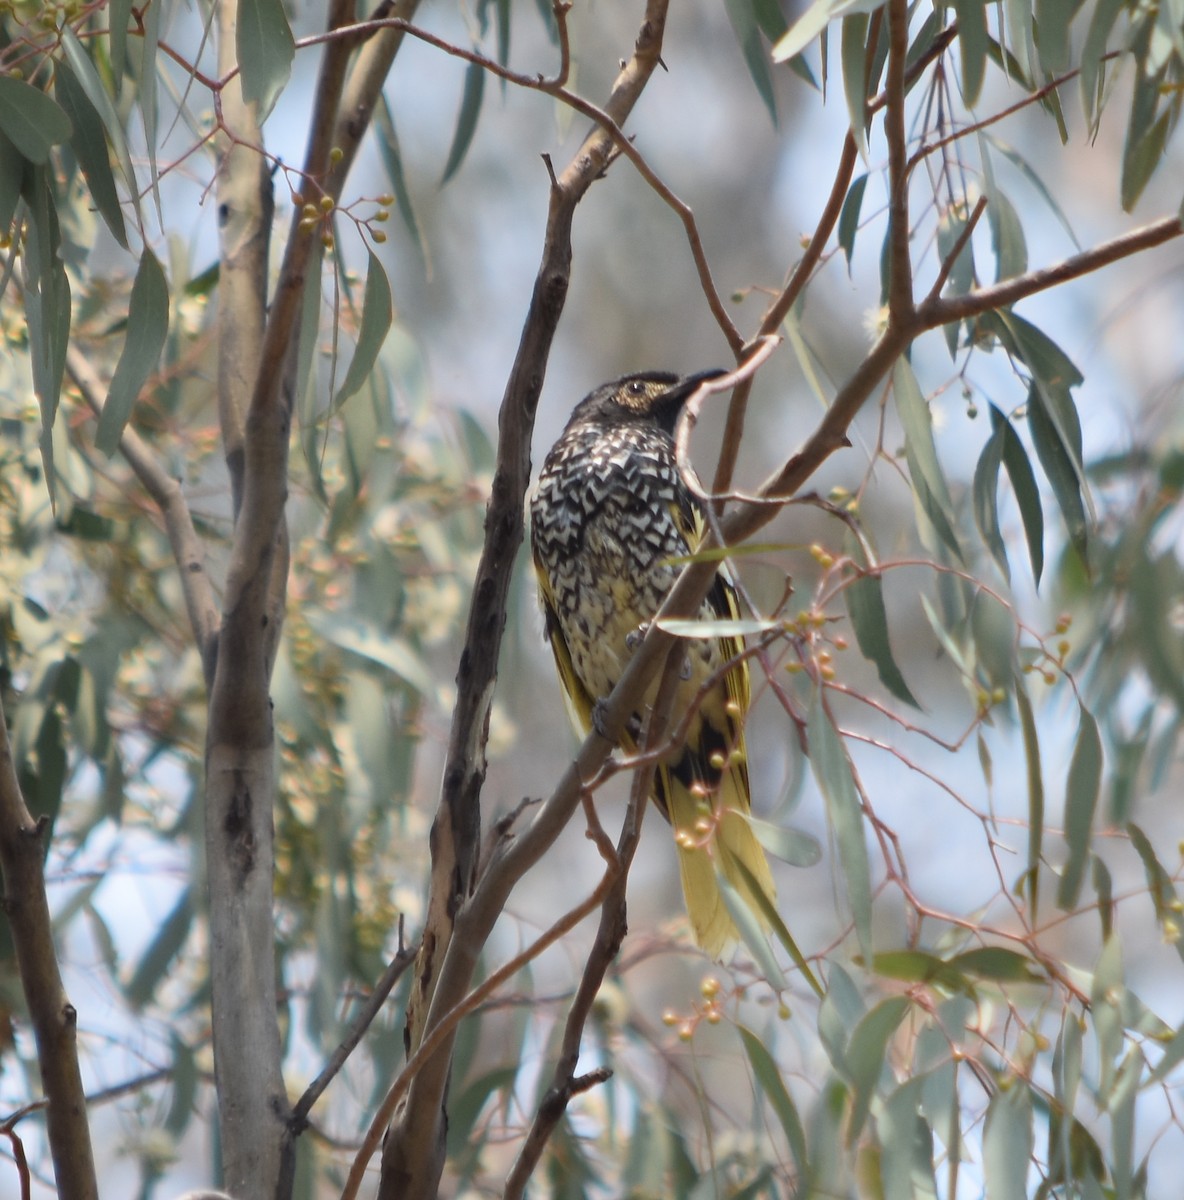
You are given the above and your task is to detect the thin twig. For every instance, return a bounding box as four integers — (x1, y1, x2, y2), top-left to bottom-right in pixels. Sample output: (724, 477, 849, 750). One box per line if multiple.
(290, 927, 418, 1127)
(923, 193, 988, 305)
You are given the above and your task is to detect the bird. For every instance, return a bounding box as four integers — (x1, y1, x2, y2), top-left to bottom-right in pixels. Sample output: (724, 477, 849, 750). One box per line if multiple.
(529, 369, 777, 958)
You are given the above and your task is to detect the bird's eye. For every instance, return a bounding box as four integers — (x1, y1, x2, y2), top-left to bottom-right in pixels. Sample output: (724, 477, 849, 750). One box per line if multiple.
(625, 380, 647, 397)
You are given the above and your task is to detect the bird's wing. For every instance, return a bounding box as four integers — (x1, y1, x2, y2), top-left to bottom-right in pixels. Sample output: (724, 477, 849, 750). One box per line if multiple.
(532, 552, 596, 735)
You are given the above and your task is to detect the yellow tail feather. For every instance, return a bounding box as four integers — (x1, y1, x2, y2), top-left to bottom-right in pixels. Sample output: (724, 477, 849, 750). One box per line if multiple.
(665, 766, 777, 960)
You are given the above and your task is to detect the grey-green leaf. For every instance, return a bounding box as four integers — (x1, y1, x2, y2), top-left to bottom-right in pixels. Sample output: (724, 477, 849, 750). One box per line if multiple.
(1028, 384, 1089, 567)
(807, 688, 873, 961)
(840, 13, 869, 157)
(0, 131, 24, 243)
(725, 0, 779, 124)
(951, 0, 988, 105)
(983, 1083, 1033, 1199)
(53, 61, 129, 250)
(334, 251, 393, 411)
(1015, 675, 1044, 918)
(96, 250, 170, 456)
(440, 60, 486, 186)
(972, 424, 1009, 580)
(237, 0, 295, 118)
(893, 356, 963, 560)
(738, 1025, 809, 1176)
(1056, 704, 1103, 910)
(838, 173, 868, 270)
(375, 97, 430, 274)
(845, 995, 911, 1143)
(0, 77, 72, 163)
(991, 405, 1044, 585)
(844, 558, 920, 707)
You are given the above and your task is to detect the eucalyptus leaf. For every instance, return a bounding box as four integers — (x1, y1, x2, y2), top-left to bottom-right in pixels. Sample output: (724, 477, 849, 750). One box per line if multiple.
(96, 249, 170, 456)
(808, 689, 873, 961)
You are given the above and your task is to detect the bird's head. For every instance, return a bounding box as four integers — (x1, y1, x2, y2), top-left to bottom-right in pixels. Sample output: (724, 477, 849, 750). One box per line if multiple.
(568, 369, 727, 435)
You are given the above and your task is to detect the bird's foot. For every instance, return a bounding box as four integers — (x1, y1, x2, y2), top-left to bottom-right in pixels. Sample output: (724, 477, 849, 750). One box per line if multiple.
(624, 621, 651, 652)
(591, 698, 614, 740)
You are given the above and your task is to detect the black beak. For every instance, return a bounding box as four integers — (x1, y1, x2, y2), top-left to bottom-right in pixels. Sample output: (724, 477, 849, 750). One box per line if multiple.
(660, 367, 728, 406)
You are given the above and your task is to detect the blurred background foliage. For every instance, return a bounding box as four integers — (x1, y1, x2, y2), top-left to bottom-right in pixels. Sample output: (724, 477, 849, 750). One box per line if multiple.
(0, 0, 1183, 1196)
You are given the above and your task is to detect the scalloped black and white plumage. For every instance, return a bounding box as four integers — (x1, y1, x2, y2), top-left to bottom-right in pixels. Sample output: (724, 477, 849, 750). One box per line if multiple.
(530, 370, 776, 958)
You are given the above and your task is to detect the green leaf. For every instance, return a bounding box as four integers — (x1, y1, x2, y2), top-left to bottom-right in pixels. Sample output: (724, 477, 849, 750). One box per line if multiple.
(1028, 384, 1089, 567)
(22, 169, 71, 502)
(126, 887, 194, 1008)
(1110, 1047, 1142, 1198)
(447, 1066, 519, 1158)
(872, 949, 958, 986)
(948, 946, 1043, 983)
(0, 77, 72, 163)
(0, 130, 23, 233)
(1015, 675, 1044, 918)
(936, 202, 976, 298)
(983, 1083, 1033, 1200)
(718, 869, 788, 990)
(970, 590, 1016, 688)
(730, 854, 824, 997)
(807, 688, 873, 961)
(440, 60, 486, 185)
(739, 1025, 809, 1177)
(838, 173, 868, 270)
(135, 0, 162, 222)
(845, 995, 911, 1143)
(96, 250, 170, 456)
(333, 251, 393, 410)
(951, 0, 988, 105)
(991, 404, 1044, 585)
(375, 97, 430, 274)
(979, 140, 1027, 282)
(237, 0, 295, 118)
(773, 0, 887, 63)
(109, 0, 133, 88)
(1035, 0, 1075, 76)
(893, 357, 963, 560)
(725, 0, 779, 124)
(992, 146, 1078, 265)
(1080, 0, 1125, 126)
(1122, 107, 1170, 213)
(306, 609, 435, 695)
(973, 424, 1009, 580)
(843, 557, 920, 707)
(1127, 821, 1180, 929)
(840, 13, 869, 157)
(1090, 935, 1125, 1092)
(53, 60, 129, 250)
(1056, 704, 1103, 910)
(1129, 549, 1184, 710)
(58, 24, 141, 236)
(748, 814, 822, 867)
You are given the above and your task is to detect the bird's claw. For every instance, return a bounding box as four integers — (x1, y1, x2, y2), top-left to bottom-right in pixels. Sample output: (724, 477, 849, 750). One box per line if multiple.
(625, 621, 651, 652)
(591, 698, 614, 740)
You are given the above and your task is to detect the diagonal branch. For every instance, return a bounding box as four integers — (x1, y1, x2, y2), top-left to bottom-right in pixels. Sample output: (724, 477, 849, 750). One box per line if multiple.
(501, 641, 681, 1199)
(377, 4, 675, 1198)
(65, 347, 220, 684)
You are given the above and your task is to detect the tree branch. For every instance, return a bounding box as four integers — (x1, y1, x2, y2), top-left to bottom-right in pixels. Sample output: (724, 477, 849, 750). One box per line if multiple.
(65, 347, 220, 685)
(0, 695, 98, 1200)
(884, 0, 914, 325)
(214, 1, 271, 520)
(377, 4, 675, 1197)
(501, 642, 680, 1198)
(203, 5, 357, 1196)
